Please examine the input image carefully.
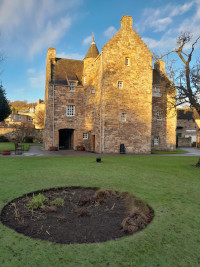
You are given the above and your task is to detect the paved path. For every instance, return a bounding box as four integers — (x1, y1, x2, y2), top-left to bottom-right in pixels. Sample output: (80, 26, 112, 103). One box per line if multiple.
(178, 147, 200, 156)
(1, 146, 200, 157)
(2, 146, 97, 157)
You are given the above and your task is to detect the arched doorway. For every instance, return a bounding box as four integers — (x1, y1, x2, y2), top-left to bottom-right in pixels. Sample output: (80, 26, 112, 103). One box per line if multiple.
(59, 129, 74, 150)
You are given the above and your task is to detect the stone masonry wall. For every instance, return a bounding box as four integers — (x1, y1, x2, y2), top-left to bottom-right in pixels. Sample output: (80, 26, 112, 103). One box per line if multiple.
(151, 67, 176, 151)
(99, 16, 153, 153)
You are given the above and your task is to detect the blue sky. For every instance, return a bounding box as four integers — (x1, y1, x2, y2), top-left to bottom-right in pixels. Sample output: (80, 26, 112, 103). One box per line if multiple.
(0, 0, 200, 103)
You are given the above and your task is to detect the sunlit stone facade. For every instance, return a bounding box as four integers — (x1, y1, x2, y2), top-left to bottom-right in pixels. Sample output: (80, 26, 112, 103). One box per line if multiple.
(43, 15, 176, 153)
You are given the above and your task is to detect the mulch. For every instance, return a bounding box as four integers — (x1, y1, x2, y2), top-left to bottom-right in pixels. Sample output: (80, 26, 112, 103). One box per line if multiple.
(0, 186, 154, 244)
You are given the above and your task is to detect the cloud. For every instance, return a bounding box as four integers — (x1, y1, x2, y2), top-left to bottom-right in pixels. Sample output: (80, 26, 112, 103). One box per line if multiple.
(150, 17, 172, 32)
(27, 68, 36, 74)
(170, 2, 194, 16)
(0, 0, 83, 58)
(136, 2, 195, 33)
(104, 26, 117, 38)
(56, 52, 84, 60)
(29, 71, 45, 89)
(83, 35, 93, 45)
(14, 88, 25, 94)
(29, 17, 71, 57)
(143, 36, 176, 50)
(138, 1, 200, 54)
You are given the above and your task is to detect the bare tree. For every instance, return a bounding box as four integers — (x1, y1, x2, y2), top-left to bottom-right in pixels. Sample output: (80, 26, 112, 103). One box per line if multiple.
(155, 32, 200, 115)
(33, 108, 45, 129)
(12, 123, 35, 143)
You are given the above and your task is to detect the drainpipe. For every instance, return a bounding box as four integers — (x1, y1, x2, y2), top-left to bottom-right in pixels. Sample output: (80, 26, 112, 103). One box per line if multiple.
(52, 84, 55, 146)
(100, 52, 103, 154)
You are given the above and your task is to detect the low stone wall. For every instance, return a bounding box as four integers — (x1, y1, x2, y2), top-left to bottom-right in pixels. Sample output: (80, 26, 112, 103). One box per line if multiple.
(0, 126, 43, 143)
(178, 137, 192, 147)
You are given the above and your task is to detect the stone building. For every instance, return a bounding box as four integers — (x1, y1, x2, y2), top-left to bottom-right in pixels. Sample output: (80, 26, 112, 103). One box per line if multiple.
(43, 15, 176, 153)
(6, 113, 33, 125)
(177, 109, 200, 147)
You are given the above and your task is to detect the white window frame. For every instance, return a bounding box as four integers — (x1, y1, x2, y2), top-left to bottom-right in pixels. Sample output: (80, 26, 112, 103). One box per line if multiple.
(18, 115, 22, 120)
(83, 133, 88, 139)
(118, 81, 123, 88)
(154, 136, 159, 145)
(70, 82, 76, 92)
(156, 111, 162, 121)
(153, 87, 161, 97)
(125, 57, 130, 66)
(121, 113, 126, 122)
(66, 105, 75, 117)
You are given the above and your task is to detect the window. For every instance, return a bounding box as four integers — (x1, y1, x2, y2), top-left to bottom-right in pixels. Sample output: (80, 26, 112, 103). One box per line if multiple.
(156, 111, 162, 120)
(153, 87, 161, 97)
(125, 57, 130, 66)
(70, 82, 76, 92)
(121, 113, 126, 122)
(66, 105, 75, 116)
(18, 115, 22, 120)
(28, 116, 33, 121)
(154, 136, 159, 145)
(83, 133, 88, 139)
(91, 89, 95, 94)
(118, 81, 123, 88)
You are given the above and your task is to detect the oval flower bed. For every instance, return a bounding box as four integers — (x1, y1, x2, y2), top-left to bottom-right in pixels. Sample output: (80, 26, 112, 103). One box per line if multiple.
(0, 187, 154, 244)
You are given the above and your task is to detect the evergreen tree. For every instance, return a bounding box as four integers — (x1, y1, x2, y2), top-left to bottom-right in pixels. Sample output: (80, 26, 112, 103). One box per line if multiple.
(0, 84, 11, 122)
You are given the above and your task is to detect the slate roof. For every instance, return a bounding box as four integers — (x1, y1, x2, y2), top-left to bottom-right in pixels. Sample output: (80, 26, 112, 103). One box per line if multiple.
(85, 42, 99, 59)
(153, 69, 170, 86)
(177, 109, 194, 120)
(53, 58, 84, 85)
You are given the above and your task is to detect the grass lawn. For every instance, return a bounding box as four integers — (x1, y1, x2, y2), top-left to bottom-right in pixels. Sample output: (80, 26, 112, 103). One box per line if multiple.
(151, 148, 188, 154)
(0, 142, 41, 153)
(0, 156, 200, 266)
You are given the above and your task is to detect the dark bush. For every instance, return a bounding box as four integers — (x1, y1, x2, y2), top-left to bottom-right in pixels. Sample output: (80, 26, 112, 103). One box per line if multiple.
(0, 135, 9, 142)
(24, 136, 33, 143)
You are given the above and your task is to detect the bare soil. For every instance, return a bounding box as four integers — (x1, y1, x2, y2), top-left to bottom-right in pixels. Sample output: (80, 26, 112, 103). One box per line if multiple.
(0, 187, 154, 244)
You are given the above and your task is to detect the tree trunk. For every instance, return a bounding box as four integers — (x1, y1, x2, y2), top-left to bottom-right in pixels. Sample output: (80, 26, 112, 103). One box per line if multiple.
(196, 157, 200, 167)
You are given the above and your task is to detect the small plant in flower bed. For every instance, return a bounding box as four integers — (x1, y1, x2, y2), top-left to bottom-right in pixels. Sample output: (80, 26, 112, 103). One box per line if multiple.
(27, 193, 48, 211)
(51, 198, 64, 207)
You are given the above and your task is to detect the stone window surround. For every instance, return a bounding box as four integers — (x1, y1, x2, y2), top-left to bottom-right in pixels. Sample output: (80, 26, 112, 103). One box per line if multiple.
(154, 136, 159, 145)
(118, 81, 123, 88)
(66, 105, 75, 116)
(125, 57, 130, 66)
(153, 86, 161, 97)
(156, 111, 162, 120)
(69, 82, 76, 92)
(121, 112, 126, 122)
(83, 133, 88, 139)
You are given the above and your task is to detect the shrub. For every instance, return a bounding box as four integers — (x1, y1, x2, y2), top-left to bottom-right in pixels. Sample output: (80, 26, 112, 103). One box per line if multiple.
(24, 136, 33, 143)
(28, 193, 47, 211)
(51, 198, 64, 207)
(0, 135, 9, 142)
(94, 188, 117, 203)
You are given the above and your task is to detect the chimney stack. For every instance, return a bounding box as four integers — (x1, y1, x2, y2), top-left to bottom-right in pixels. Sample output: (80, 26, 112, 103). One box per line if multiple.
(154, 60, 165, 73)
(121, 15, 133, 31)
